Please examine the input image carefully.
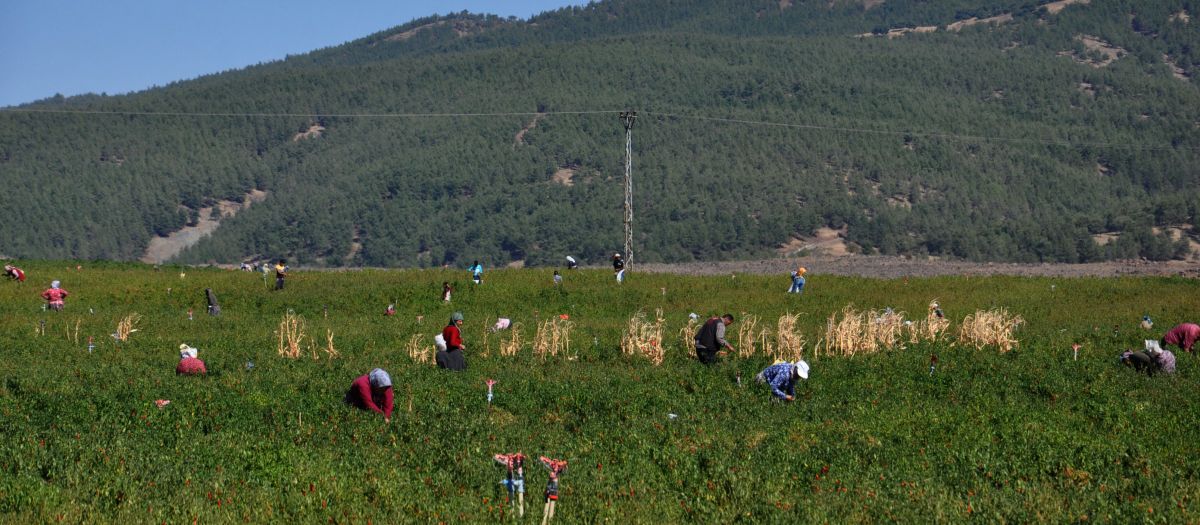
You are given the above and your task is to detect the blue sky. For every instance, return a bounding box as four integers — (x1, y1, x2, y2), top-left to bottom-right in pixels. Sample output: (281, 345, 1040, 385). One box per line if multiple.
(0, 1, 586, 107)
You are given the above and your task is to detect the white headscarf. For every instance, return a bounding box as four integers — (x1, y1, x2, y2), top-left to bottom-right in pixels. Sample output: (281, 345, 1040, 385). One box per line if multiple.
(179, 344, 198, 360)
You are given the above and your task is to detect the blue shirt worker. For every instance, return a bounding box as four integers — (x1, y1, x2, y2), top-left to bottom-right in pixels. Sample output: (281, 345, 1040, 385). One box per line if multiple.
(788, 267, 806, 294)
(755, 360, 810, 401)
(469, 261, 484, 284)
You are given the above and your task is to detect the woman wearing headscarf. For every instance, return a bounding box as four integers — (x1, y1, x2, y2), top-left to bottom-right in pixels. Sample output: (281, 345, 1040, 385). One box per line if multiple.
(344, 368, 394, 422)
(176, 344, 207, 375)
(437, 312, 467, 371)
(41, 280, 69, 311)
(4, 264, 25, 282)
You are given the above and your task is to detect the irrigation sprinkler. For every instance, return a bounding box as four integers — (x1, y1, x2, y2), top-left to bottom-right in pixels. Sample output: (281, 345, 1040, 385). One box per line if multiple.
(493, 453, 526, 517)
(87, 336, 94, 353)
(486, 379, 496, 405)
(539, 457, 567, 524)
(929, 353, 938, 375)
(187, 309, 193, 321)
(1072, 343, 1081, 361)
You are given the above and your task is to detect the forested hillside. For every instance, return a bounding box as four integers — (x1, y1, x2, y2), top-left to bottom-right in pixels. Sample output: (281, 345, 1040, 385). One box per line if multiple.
(1, 0, 1198, 266)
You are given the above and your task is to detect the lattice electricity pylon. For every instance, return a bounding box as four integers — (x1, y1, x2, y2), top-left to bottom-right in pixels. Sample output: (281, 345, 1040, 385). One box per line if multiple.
(619, 110, 637, 271)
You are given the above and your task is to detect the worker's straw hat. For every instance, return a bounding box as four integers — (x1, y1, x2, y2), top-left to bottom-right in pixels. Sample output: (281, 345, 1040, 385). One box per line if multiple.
(794, 360, 810, 379)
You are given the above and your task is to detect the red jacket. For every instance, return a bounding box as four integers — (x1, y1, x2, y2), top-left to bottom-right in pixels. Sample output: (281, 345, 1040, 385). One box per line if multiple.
(42, 288, 68, 304)
(1164, 323, 1200, 352)
(176, 358, 207, 375)
(442, 324, 463, 350)
(346, 374, 393, 418)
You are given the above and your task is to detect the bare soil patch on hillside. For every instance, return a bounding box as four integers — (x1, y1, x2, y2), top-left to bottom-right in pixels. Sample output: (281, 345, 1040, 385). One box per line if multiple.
(141, 190, 268, 264)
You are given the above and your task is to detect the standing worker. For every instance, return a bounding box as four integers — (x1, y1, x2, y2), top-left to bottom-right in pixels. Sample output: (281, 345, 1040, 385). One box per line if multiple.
(344, 368, 394, 422)
(755, 360, 810, 401)
(205, 288, 221, 316)
(437, 312, 467, 371)
(470, 261, 484, 285)
(41, 280, 69, 311)
(4, 264, 26, 282)
(694, 314, 735, 364)
(1161, 323, 1200, 354)
(788, 267, 806, 294)
(442, 281, 453, 303)
(274, 259, 288, 291)
(612, 253, 625, 283)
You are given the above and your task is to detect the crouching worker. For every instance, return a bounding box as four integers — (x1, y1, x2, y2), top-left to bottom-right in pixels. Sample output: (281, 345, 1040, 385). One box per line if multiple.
(694, 314, 735, 364)
(4, 264, 25, 282)
(1121, 340, 1176, 376)
(437, 312, 467, 371)
(176, 344, 207, 375)
(756, 360, 810, 401)
(344, 368, 394, 422)
(1161, 323, 1200, 354)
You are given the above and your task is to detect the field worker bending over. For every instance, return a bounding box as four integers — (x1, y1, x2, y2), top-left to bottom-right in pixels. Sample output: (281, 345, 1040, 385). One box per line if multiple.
(41, 280, 69, 311)
(612, 253, 625, 283)
(1121, 341, 1176, 376)
(756, 360, 810, 401)
(4, 264, 26, 282)
(437, 312, 467, 371)
(176, 344, 207, 375)
(1161, 323, 1200, 354)
(694, 314, 735, 364)
(344, 368, 394, 422)
(788, 267, 806, 294)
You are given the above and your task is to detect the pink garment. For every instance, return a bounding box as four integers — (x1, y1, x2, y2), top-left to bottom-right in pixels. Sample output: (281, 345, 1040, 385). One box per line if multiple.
(176, 357, 207, 375)
(1163, 323, 1200, 352)
(41, 288, 68, 306)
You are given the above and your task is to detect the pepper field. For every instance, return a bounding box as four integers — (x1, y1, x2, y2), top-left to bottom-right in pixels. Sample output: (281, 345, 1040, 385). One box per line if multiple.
(0, 262, 1197, 523)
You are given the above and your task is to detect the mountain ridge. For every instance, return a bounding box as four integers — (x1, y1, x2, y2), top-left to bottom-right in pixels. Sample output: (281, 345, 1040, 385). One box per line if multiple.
(1, 0, 1197, 267)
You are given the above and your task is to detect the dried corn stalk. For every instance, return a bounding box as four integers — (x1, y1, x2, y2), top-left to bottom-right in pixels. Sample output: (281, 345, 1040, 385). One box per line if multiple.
(405, 333, 433, 364)
(821, 306, 868, 357)
(115, 313, 141, 342)
(500, 324, 523, 357)
(868, 309, 906, 350)
(678, 317, 700, 356)
(276, 312, 306, 359)
(736, 315, 762, 358)
(774, 313, 806, 362)
(958, 308, 1023, 353)
(316, 328, 339, 359)
(906, 300, 951, 343)
(533, 318, 573, 360)
(621, 309, 665, 365)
